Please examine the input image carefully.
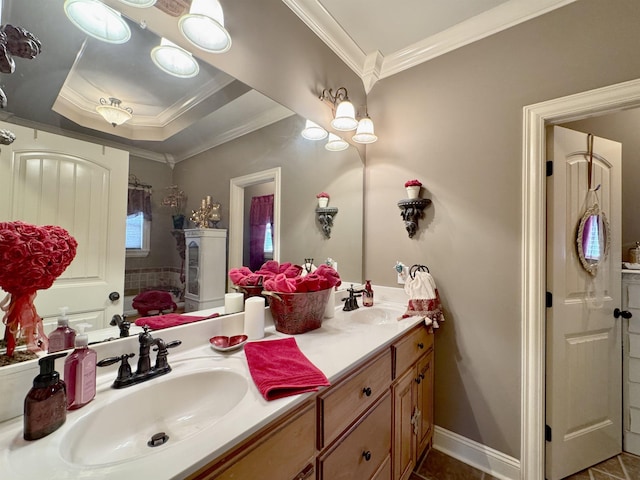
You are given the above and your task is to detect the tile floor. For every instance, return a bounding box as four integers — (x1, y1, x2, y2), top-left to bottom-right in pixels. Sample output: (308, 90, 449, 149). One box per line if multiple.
(411, 449, 640, 480)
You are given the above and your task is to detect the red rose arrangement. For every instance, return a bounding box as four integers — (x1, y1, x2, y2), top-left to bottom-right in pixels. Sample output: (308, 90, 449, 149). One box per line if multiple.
(0, 221, 77, 356)
(404, 179, 422, 187)
(316, 192, 330, 198)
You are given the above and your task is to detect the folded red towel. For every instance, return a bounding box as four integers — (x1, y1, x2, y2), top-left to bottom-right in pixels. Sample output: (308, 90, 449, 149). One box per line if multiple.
(134, 313, 218, 330)
(244, 337, 330, 401)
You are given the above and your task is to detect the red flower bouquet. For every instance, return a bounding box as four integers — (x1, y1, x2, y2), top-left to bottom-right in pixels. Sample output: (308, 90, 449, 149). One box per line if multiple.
(316, 192, 330, 198)
(0, 221, 77, 356)
(404, 179, 422, 187)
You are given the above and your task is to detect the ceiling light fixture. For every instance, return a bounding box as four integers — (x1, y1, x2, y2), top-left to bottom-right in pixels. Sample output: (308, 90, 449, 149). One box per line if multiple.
(301, 120, 328, 141)
(117, 0, 156, 7)
(96, 97, 133, 127)
(151, 38, 199, 78)
(63, 0, 131, 44)
(325, 133, 349, 152)
(178, 0, 231, 53)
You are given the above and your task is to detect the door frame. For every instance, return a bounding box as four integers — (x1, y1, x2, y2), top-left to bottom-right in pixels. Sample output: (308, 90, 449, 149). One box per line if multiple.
(228, 167, 281, 274)
(521, 77, 640, 479)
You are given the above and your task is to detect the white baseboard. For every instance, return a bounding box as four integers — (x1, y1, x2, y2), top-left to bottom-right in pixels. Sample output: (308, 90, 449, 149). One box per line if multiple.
(433, 426, 521, 480)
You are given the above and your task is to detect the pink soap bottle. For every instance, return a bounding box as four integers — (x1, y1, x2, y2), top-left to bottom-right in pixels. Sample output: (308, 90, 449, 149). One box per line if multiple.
(363, 280, 374, 307)
(64, 324, 97, 410)
(48, 307, 76, 353)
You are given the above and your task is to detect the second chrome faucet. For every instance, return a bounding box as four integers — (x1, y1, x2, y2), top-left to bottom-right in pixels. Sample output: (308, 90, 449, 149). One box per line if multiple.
(97, 326, 182, 389)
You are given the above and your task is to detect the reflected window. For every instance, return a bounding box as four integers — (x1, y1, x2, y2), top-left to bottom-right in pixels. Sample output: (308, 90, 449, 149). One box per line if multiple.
(583, 215, 601, 261)
(126, 212, 150, 257)
(264, 223, 273, 259)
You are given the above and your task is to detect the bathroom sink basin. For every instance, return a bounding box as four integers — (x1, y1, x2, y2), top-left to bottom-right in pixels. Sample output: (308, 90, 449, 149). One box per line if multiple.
(350, 305, 405, 325)
(60, 368, 248, 466)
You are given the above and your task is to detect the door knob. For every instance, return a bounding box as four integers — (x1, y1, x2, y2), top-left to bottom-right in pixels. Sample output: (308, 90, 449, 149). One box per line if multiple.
(614, 308, 632, 319)
(109, 291, 120, 302)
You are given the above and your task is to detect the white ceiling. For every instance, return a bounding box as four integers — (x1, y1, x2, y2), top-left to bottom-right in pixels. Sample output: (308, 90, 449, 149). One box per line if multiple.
(283, 0, 576, 91)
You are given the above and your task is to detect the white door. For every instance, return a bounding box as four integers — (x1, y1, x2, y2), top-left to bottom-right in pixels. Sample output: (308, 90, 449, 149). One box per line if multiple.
(0, 123, 128, 332)
(546, 126, 622, 480)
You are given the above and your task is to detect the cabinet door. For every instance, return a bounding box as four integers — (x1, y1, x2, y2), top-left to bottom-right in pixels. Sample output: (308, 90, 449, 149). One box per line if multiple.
(393, 367, 416, 480)
(186, 403, 316, 480)
(415, 351, 434, 458)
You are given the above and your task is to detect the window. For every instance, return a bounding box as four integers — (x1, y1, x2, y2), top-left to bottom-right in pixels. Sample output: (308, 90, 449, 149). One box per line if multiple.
(126, 211, 150, 257)
(263, 222, 273, 259)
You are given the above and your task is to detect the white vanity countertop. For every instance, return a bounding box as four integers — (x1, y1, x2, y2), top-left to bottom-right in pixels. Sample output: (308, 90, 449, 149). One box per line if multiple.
(0, 288, 421, 480)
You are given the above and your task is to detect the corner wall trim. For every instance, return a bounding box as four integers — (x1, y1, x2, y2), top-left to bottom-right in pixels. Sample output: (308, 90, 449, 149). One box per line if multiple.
(433, 426, 521, 480)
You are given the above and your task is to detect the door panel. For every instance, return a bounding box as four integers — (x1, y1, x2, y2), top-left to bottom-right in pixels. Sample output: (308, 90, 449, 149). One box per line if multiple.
(546, 126, 622, 480)
(0, 123, 128, 331)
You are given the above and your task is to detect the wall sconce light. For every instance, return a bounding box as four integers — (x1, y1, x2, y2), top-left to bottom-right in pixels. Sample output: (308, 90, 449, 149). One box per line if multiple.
(64, 0, 131, 44)
(151, 38, 199, 78)
(179, 0, 231, 53)
(319, 86, 378, 144)
(96, 97, 133, 127)
(325, 133, 349, 152)
(301, 120, 328, 140)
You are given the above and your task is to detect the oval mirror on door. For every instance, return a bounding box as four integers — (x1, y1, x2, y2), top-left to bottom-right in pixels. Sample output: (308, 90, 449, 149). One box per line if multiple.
(576, 204, 610, 276)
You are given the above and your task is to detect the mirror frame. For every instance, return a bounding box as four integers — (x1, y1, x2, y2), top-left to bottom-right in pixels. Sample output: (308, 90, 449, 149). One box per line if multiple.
(576, 204, 611, 276)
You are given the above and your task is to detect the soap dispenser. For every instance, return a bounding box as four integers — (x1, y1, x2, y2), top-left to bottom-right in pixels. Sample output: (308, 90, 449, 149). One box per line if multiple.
(363, 280, 374, 307)
(24, 352, 67, 441)
(48, 306, 76, 353)
(64, 323, 97, 410)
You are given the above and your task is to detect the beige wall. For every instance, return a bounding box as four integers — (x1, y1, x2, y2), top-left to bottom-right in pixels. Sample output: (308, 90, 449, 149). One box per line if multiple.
(125, 155, 179, 270)
(364, 0, 640, 458)
(172, 115, 364, 283)
(563, 110, 640, 261)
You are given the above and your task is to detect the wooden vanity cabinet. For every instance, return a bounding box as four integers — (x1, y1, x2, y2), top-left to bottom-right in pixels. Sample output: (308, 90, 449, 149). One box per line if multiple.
(185, 401, 316, 480)
(184, 323, 434, 480)
(392, 324, 434, 480)
(316, 350, 393, 479)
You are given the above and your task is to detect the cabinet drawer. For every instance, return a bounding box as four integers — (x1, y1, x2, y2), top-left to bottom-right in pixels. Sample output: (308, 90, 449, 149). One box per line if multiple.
(319, 392, 392, 480)
(319, 350, 392, 447)
(392, 326, 433, 379)
(372, 454, 392, 480)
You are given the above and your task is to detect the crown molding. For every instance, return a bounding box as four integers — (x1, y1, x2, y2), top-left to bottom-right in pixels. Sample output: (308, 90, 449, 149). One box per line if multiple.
(283, 0, 577, 90)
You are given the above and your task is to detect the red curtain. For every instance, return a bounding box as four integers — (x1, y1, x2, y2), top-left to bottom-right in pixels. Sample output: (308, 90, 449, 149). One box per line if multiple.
(249, 194, 274, 271)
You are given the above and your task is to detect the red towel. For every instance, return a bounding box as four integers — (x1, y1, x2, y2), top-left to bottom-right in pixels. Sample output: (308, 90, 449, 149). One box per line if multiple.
(244, 337, 330, 401)
(134, 313, 218, 330)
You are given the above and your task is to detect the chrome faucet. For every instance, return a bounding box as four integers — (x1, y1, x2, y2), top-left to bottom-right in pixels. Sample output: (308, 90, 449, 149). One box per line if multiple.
(97, 326, 182, 389)
(342, 284, 364, 311)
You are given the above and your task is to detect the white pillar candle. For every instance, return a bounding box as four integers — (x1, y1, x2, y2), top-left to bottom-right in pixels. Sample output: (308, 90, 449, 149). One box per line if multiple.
(244, 296, 265, 340)
(224, 292, 244, 314)
(324, 288, 336, 319)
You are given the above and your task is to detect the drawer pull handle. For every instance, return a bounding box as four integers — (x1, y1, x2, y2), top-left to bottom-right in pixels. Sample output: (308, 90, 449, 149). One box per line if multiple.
(415, 376, 421, 384)
(362, 450, 372, 462)
(293, 464, 314, 480)
(418, 342, 424, 349)
(362, 387, 372, 397)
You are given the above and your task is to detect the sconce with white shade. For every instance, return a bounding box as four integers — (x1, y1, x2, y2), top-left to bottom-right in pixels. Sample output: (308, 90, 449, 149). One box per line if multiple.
(319, 86, 378, 144)
(352, 115, 378, 144)
(301, 120, 328, 141)
(64, 0, 131, 44)
(151, 38, 199, 78)
(117, 0, 156, 7)
(96, 97, 133, 127)
(325, 133, 349, 152)
(179, 0, 231, 53)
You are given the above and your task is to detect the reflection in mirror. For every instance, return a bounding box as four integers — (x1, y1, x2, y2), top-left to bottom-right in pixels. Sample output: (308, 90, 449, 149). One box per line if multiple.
(0, 0, 363, 349)
(576, 205, 610, 276)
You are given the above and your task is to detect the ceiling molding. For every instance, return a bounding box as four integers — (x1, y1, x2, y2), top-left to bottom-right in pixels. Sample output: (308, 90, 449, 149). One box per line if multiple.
(283, 0, 577, 90)
(174, 106, 296, 163)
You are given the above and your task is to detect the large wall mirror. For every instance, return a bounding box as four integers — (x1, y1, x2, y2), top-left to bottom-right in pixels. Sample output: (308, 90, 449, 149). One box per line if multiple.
(0, 0, 363, 338)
